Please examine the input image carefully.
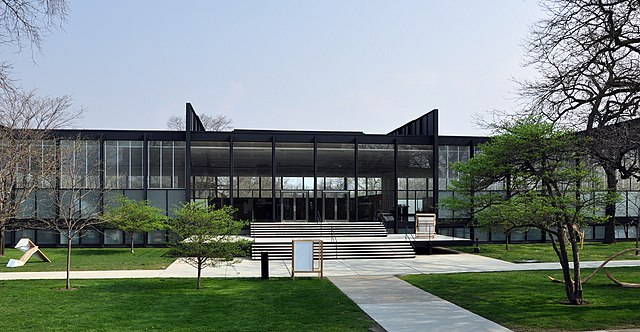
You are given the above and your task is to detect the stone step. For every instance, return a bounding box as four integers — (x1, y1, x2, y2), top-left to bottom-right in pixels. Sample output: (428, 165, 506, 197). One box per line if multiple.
(250, 222, 388, 238)
(251, 241, 415, 260)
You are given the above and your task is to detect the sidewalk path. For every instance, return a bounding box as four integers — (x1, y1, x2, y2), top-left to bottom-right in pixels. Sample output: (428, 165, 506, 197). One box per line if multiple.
(2, 253, 640, 280)
(329, 275, 511, 332)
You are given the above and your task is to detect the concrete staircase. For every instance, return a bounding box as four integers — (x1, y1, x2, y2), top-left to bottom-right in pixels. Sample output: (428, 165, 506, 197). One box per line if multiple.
(251, 240, 415, 260)
(250, 222, 415, 260)
(250, 221, 387, 238)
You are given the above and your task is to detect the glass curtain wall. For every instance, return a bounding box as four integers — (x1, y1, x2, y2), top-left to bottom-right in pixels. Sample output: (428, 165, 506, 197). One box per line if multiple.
(317, 143, 355, 221)
(358, 144, 394, 223)
(105, 141, 144, 189)
(33, 141, 57, 220)
(148, 141, 185, 218)
(16, 141, 57, 220)
(275, 142, 314, 221)
(190, 141, 230, 208)
(233, 142, 273, 221)
(59, 140, 101, 219)
(438, 145, 470, 219)
(188, 138, 434, 227)
(398, 145, 434, 222)
(148, 141, 185, 189)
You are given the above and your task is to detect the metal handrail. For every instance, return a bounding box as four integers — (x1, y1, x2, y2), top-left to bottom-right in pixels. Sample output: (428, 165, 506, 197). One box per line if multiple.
(316, 210, 325, 237)
(330, 226, 337, 242)
(317, 210, 338, 258)
(404, 218, 417, 251)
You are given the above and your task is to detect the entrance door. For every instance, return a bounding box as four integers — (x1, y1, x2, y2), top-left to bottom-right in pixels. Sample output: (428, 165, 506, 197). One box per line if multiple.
(323, 191, 349, 222)
(280, 191, 308, 221)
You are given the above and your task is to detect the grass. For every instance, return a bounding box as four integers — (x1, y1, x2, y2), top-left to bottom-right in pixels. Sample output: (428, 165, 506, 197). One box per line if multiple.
(0, 247, 175, 272)
(403, 267, 640, 331)
(0, 278, 374, 331)
(451, 241, 640, 262)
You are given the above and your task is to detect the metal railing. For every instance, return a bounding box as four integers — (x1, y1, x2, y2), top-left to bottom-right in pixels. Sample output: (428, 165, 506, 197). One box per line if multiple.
(403, 219, 417, 251)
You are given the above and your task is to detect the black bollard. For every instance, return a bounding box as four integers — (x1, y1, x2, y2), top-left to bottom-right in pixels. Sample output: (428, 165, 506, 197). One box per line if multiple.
(261, 251, 269, 279)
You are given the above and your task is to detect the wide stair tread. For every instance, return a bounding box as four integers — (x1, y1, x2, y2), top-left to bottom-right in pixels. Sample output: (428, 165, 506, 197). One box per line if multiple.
(251, 241, 415, 260)
(251, 222, 388, 238)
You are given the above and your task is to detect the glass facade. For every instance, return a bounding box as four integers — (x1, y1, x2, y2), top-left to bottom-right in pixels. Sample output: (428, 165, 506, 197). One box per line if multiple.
(148, 141, 185, 189)
(191, 141, 231, 208)
(357, 144, 393, 223)
(189, 139, 437, 225)
(276, 142, 314, 222)
(105, 140, 144, 189)
(6, 108, 640, 248)
(233, 141, 273, 221)
(59, 140, 100, 189)
(438, 145, 470, 219)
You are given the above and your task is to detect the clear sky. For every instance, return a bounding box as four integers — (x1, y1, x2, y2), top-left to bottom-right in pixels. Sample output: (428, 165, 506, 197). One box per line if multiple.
(5, 0, 542, 135)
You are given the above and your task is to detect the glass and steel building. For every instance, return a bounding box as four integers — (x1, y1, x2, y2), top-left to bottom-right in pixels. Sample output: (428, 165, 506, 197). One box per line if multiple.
(5, 103, 640, 247)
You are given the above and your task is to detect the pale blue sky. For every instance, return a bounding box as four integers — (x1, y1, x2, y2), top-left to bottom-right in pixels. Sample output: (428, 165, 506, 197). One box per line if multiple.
(5, 0, 541, 135)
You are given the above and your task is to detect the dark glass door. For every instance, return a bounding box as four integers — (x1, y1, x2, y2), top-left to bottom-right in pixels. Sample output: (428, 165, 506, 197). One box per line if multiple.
(280, 191, 307, 221)
(323, 191, 349, 222)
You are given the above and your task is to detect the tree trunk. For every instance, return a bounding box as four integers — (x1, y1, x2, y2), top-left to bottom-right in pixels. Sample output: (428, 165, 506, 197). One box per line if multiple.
(66, 235, 72, 290)
(556, 226, 584, 305)
(505, 232, 509, 251)
(557, 238, 574, 302)
(570, 230, 584, 305)
(130, 232, 135, 255)
(603, 166, 618, 244)
(0, 225, 5, 257)
(197, 259, 202, 290)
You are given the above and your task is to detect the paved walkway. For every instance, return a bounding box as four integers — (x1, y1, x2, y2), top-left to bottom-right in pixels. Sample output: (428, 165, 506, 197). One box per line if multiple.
(330, 275, 510, 332)
(3, 254, 640, 331)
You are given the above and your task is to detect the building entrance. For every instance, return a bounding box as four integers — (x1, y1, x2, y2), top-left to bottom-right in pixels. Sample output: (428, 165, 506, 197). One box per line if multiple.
(280, 191, 308, 222)
(322, 191, 349, 222)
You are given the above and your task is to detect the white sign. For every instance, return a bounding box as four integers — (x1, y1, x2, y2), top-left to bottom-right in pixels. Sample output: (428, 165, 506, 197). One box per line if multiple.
(293, 241, 313, 272)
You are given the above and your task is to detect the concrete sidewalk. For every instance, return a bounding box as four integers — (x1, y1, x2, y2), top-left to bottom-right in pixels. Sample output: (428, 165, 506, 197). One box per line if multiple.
(330, 275, 511, 332)
(2, 253, 640, 280)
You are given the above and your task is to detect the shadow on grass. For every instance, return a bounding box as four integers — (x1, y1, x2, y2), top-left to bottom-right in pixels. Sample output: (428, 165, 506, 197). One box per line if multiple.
(72, 249, 126, 256)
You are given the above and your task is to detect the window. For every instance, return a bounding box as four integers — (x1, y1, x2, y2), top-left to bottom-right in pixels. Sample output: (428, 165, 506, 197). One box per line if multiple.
(148, 141, 185, 188)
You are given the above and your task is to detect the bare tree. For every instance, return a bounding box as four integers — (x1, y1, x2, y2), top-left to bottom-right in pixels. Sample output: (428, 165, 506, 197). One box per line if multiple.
(0, 0, 68, 52)
(0, 0, 69, 91)
(0, 0, 79, 255)
(0, 90, 80, 256)
(167, 113, 232, 131)
(36, 137, 105, 289)
(519, 0, 640, 243)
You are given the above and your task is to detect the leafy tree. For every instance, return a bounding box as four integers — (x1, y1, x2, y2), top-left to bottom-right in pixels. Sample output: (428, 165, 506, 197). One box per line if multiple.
(520, 0, 640, 243)
(168, 203, 250, 289)
(102, 196, 167, 254)
(442, 119, 616, 305)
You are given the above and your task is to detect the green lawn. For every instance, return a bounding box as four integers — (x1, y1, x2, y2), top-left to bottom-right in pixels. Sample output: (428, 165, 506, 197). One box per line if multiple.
(403, 267, 640, 331)
(0, 278, 374, 331)
(0, 248, 175, 272)
(451, 241, 640, 262)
